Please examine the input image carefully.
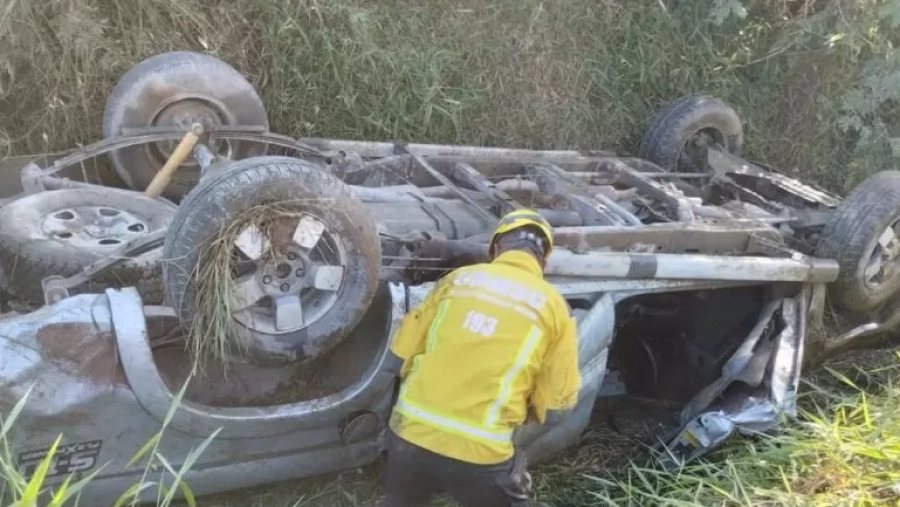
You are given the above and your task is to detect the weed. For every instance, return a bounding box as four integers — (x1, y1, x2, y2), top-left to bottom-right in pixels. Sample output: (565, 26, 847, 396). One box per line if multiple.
(1, 0, 898, 193)
(0, 372, 217, 507)
(582, 353, 900, 507)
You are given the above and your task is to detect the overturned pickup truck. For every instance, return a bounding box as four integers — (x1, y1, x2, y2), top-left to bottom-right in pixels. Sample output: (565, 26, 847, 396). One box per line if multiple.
(2, 51, 900, 506)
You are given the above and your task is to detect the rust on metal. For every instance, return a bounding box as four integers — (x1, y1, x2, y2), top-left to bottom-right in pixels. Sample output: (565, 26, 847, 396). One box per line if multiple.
(452, 162, 521, 215)
(410, 154, 498, 223)
(32, 126, 325, 178)
(602, 158, 695, 221)
(405, 222, 789, 274)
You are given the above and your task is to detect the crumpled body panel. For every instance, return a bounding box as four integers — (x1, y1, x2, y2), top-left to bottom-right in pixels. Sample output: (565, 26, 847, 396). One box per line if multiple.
(0, 284, 616, 506)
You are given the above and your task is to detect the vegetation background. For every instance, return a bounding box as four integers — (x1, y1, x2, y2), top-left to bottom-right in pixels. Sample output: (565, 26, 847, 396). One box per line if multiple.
(3, 0, 900, 505)
(3, 0, 900, 193)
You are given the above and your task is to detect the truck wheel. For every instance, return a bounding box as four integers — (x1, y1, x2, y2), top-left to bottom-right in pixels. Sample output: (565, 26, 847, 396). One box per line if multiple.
(816, 170, 900, 314)
(163, 156, 382, 364)
(102, 51, 269, 202)
(638, 94, 743, 173)
(0, 187, 176, 305)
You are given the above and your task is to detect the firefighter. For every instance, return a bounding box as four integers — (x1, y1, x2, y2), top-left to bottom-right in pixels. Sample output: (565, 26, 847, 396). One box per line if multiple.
(380, 208, 581, 507)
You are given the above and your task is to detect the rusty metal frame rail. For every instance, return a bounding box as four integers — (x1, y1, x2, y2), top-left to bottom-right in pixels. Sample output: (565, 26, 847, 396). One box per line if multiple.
(409, 154, 499, 223)
(605, 158, 695, 221)
(451, 162, 522, 215)
(528, 162, 642, 226)
(297, 137, 617, 162)
(408, 237, 839, 283)
(27, 126, 327, 178)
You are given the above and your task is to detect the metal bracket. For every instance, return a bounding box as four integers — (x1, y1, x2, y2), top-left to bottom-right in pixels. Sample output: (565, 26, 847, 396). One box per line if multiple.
(41, 275, 71, 305)
(706, 148, 842, 208)
(118, 124, 269, 136)
(409, 154, 498, 223)
(808, 282, 827, 332)
(605, 159, 696, 221)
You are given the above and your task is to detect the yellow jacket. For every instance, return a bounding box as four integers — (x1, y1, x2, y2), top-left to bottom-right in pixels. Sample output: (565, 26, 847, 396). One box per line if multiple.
(388, 250, 581, 465)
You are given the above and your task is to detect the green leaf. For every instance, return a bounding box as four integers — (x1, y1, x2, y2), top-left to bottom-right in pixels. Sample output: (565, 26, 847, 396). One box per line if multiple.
(110, 481, 158, 507)
(46, 475, 72, 507)
(125, 434, 161, 468)
(155, 454, 199, 507)
(50, 465, 108, 507)
(15, 434, 62, 507)
(164, 429, 221, 507)
(160, 378, 190, 428)
(0, 384, 34, 438)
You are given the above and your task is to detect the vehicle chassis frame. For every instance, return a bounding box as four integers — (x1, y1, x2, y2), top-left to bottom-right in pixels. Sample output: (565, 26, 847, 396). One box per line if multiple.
(14, 123, 898, 359)
(18, 124, 833, 294)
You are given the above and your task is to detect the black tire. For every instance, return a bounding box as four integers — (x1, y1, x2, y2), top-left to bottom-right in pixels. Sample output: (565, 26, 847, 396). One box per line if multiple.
(815, 170, 900, 314)
(0, 188, 176, 305)
(102, 51, 269, 202)
(163, 156, 382, 364)
(638, 94, 743, 172)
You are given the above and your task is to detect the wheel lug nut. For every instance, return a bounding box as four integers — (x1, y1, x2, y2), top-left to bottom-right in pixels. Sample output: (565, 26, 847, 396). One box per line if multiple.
(280, 283, 290, 292)
(295, 268, 305, 277)
(263, 275, 272, 284)
(287, 252, 297, 261)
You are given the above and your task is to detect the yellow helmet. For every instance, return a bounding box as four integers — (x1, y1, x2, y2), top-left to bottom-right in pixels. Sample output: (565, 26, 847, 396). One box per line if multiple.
(488, 208, 554, 262)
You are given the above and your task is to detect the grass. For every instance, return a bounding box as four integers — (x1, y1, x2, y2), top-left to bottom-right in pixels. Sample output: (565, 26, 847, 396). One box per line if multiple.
(185, 199, 342, 369)
(3, 0, 900, 505)
(183, 205, 277, 369)
(586, 354, 900, 507)
(1, 0, 897, 193)
(0, 374, 217, 507)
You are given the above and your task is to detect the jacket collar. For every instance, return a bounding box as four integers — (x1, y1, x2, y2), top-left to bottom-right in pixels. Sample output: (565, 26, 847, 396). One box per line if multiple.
(491, 250, 543, 276)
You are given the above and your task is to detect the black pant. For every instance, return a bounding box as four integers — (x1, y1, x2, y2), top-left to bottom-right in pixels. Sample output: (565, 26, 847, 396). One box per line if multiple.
(379, 430, 531, 507)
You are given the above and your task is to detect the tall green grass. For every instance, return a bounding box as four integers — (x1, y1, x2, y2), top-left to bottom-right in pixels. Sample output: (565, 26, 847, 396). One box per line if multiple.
(1, 0, 898, 194)
(572, 354, 900, 507)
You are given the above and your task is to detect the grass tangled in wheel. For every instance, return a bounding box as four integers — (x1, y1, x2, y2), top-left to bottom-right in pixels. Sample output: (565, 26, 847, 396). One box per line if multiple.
(186, 202, 293, 368)
(163, 156, 381, 370)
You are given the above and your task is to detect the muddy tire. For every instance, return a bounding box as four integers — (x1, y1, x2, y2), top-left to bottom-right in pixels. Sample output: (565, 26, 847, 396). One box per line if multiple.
(0, 187, 176, 305)
(163, 156, 382, 364)
(815, 170, 900, 314)
(638, 94, 743, 172)
(102, 51, 269, 202)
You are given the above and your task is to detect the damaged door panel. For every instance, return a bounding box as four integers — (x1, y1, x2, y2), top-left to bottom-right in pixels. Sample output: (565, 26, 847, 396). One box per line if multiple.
(659, 289, 807, 468)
